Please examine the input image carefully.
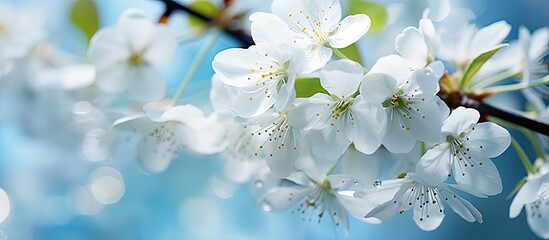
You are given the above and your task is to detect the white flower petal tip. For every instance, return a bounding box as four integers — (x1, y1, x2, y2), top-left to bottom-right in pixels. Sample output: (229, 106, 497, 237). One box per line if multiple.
(328, 14, 371, 49)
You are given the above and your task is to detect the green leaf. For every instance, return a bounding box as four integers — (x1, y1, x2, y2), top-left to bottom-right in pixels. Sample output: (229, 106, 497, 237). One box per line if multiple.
(459, 44, 508, 90)
(188, 0, 218, 28)
(347, 0, 388, 33)
(338, 44, 363, 64)
(294, 77, 329, 98)
(70, 0, 99, 44)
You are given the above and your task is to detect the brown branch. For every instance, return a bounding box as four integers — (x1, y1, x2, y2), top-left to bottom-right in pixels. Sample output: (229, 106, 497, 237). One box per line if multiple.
(157, 0, 254, 47)
(461, 96, 549, 136)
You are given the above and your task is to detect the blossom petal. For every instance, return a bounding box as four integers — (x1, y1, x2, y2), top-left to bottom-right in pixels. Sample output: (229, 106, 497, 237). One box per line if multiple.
(0, 188, 11, 223)
(259, 186, 310, 211)
(142, 26, 178, 66)
(273, 82, 296, 111)
(287, 93, 333, 130)
(135, 123, 182, 174)
(452, 150, 502, 197)
(383, 111, 417, 153)
(309, 125, 351, 165)
(425, 0, 450, 21)
(469, 21, 511, 59)
(249, 12, 295, 45)
(272, 0, 342, 34)
(337, 194, 377, 223)
(234, 87, 276, 118)
(360, 73, 398, 105)
(266, 128, 300, 177)
(157, 104, 205, 124)
(526, 198, 549, 239)
(441, 186, 483, 223)
(538, 175, 549, 199)
(369, 55, 411, 83)
(419, 19, 438, 53)
(328, 14, 371, 49)
(320, 59, 364, 99)
(286, 171, 310, 186)
(304, 44, 333, 73)
(88, 28, 130, 67)
(529, 27, 549, 60)
(328, 174, 362, 190)
(510, 178, 542, 218)
(341, 146, 381, 185)
(351, 97, 386, 154)
(442, 107, 480, 137)
(128, 66, 166, 102)
(112, 115, 152, 131)
(395, 26, 428, 69)
(413, 61, 444, 98)
(364, 179, 413, 221)
(467, 122, 511, 158)
(405, 100, 443, 143)
(213, 46, 282, 88)
(117, 9, 155, 52)
(95, 63, 130, 94)
(184, 113, 227, 155)
(416, 143, 451, 186)
(210, 75, 239, 116)
(412, 194, 445, 231)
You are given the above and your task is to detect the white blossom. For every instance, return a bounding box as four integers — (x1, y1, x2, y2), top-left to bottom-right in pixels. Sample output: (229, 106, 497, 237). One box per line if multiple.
(437, 20, 511, 67)
(88, 9, 177, 102)
(259, 156, 376, 236)
(290, 59, 386, 162)
(0, 2, 45, 66)
(236, 106, 302, 177)
(361, 55, 445, 153)
(212, 42, 304, 118)
(363, 173, 483, 231)
(416, 107, 511, 197)
(510, 162, 549, 239)
(206, 76, 266, 183)
(249, 0, 371, 72)
(113, 102, 206, 173)
(395, 19, 439, 69)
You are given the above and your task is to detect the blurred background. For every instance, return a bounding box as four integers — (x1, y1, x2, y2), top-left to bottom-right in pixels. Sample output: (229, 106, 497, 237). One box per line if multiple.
(0, 0, 548, 239)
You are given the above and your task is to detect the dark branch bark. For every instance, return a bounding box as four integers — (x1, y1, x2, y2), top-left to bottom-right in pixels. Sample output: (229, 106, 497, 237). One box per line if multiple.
(461, 96, 549, 136)
(158, 0, 549, 136)
(157, 0, 254, 47)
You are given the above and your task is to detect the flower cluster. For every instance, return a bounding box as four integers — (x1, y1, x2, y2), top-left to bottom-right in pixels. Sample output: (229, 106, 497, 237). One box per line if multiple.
(0, 0, 547, 238)
(209, 0, 517, 234)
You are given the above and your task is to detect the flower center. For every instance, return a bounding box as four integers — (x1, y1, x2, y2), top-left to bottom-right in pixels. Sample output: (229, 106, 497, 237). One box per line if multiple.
(382, 89, 408, 109)
(128, 52, 144, 66)
(287, 11, 328, 45)
(0, 23, 7, 35)
(332, 98, 352, 119)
